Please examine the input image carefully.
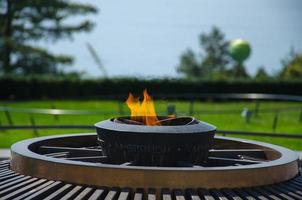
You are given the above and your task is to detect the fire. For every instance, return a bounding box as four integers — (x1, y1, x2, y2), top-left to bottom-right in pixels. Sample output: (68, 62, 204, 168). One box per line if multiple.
(126, 89, 161, 126)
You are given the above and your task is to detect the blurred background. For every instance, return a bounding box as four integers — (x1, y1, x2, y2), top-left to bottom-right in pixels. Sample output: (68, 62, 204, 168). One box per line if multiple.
(0, 0, 301, 150)
(36, 0, 302, 78)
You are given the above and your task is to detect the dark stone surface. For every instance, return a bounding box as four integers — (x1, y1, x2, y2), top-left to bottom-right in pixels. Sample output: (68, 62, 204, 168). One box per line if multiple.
(95, 117, 216, 166)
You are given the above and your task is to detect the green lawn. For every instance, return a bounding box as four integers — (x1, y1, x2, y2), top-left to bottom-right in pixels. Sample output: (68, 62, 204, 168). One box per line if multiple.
(0, 100, 301, 150)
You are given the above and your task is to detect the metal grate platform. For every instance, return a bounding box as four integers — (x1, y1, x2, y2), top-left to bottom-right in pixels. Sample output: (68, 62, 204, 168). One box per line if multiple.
(1, 160, 302, 200)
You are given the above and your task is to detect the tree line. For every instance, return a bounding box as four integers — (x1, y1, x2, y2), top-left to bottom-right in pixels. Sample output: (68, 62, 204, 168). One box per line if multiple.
(0, 2, 301, 81)
(176, 27, 302, 81)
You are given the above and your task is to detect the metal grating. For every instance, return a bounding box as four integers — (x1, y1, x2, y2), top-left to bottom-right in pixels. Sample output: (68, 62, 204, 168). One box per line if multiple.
(37, 144, 269, 167)
(1, 160, 302, 200)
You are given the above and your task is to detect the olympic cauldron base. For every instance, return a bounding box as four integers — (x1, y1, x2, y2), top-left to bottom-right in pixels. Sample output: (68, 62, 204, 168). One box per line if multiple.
(95, 116, 216, 167)
(4, 129, 301, 199)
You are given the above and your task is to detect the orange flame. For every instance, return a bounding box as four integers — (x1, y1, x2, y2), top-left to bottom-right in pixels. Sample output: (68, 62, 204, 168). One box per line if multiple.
(126, 89, 161, 126)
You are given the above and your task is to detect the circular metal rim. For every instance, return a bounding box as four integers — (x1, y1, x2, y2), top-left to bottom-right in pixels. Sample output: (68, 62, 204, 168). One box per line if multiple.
(95, 118, 216, 134)
(10, 133, 298, 171)
(10, 133, 300, 189)
(113, 116, 198, 126)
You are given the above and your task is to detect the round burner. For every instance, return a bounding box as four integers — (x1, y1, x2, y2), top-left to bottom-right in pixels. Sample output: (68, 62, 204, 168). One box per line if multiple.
(10, 134, 299, 189)
(95, 117, 216, 166)
(113, 116, 198, 126)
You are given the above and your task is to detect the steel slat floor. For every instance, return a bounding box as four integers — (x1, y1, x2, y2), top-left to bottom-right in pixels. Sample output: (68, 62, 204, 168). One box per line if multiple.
(0, 161, 301, 200)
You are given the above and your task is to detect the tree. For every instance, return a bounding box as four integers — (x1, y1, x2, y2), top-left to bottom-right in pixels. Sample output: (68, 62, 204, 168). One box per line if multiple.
(231, 63, 250, 79)
(176, 49, 201, 78)
(279, 48, 302, 80)
(176, 27, 230, 79)
(0, 0, 97, 75)
(255, 66, 269, 81)
(199, 27, 230, 77)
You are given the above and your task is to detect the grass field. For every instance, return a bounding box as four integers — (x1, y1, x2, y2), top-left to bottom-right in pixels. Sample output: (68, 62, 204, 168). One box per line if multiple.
(0, 100, 301, 150)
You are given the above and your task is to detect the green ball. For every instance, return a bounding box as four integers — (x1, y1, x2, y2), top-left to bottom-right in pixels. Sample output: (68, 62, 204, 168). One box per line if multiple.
(229, 39, 251, 63)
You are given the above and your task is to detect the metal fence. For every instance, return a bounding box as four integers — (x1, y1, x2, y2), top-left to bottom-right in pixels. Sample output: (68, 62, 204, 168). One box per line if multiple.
(0, 93, 301, 139)
(0, 125, 301, 139)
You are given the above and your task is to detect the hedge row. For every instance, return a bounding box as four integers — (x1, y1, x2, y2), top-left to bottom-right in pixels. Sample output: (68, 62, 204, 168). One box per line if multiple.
(0, 77, 301, 100)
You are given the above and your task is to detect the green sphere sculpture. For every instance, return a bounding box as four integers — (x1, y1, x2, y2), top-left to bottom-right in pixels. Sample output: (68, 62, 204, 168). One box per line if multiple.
(229, 39, 251, 63)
